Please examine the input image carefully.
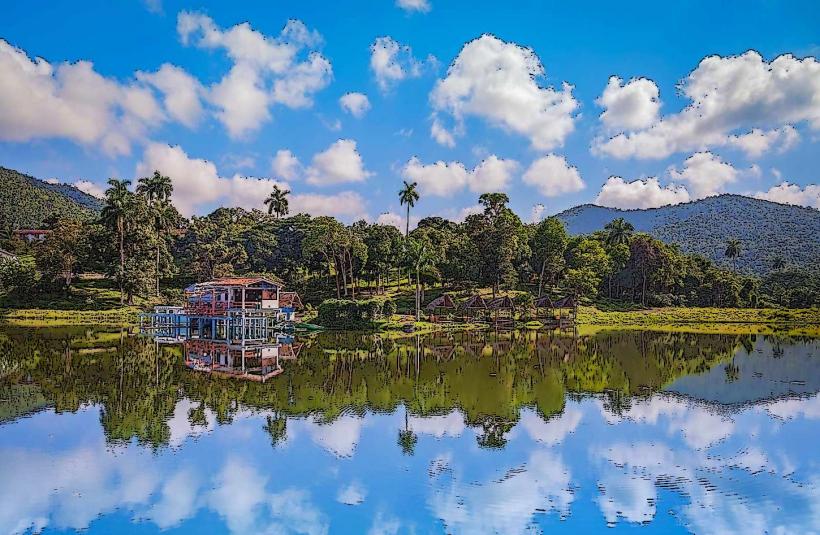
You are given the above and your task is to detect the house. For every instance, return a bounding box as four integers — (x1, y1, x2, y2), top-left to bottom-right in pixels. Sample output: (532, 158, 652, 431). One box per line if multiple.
(184, 277, 285, 314)
(13, 229, 52, 243)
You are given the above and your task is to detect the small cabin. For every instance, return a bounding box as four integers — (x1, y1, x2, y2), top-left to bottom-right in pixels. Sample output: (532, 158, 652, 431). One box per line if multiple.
(185, 277, 283, 314)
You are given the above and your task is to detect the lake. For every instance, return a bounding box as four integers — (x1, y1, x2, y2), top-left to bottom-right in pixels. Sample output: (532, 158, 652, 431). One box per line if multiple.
(0, 326, 818, 534)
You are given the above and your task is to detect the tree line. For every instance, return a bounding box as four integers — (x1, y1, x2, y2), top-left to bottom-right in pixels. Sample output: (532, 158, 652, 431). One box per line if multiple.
(0, 172, 818, 309)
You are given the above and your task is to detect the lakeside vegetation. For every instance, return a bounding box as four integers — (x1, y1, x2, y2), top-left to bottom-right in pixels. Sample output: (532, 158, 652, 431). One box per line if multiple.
(1, 171, 818, 328)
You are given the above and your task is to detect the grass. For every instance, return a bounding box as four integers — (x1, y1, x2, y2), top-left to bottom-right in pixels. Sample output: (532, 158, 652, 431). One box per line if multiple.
(576, 306, 820, 326)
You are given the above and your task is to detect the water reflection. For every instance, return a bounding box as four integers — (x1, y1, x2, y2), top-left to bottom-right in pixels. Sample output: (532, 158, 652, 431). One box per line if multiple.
(0, 327, 818, 533)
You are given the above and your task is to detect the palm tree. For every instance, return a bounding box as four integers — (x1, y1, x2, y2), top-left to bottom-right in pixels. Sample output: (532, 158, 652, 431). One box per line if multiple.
(725, 238, 742, 271)
(101, 179, 133, 305)
(398, 181, 419, 238)
(406, 238, 433, 321)
(264, 185, 290, 219)
(604, 218, 635, 246)
(772, 256, 786, 271)
(397, 406, 417, 455)
(137, 171, 174, 296)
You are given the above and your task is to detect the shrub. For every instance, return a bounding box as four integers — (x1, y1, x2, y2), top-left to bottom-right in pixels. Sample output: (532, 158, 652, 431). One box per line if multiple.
(316, 297, 396, 329)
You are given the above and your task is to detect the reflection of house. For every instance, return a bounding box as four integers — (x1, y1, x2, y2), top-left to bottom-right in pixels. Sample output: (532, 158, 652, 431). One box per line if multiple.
(14, 229, 51, 243)
(183, 337, 301, 382)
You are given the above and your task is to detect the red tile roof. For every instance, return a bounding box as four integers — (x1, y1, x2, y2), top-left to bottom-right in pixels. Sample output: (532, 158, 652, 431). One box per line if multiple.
(279, 291, 303, 308)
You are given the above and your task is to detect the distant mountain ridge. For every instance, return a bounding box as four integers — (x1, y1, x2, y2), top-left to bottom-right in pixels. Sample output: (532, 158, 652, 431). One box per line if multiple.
(0, 166, 102, 229)
(556, 194, 820, 275)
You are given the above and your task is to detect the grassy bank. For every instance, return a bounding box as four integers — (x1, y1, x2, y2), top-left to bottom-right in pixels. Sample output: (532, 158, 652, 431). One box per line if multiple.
(0, 307, 139, 326)
(576, 306, 820, 326)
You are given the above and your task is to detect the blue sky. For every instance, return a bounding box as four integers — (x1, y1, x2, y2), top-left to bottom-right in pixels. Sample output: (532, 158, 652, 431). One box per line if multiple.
(1, 0, 819, 223)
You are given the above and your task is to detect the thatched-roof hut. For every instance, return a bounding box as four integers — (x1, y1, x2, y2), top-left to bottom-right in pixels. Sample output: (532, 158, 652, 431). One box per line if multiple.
(487, 295, 516, 324)
(460, 294, 487, 320)
(535, 294, 577, 323)
(426, 294, 457, 311)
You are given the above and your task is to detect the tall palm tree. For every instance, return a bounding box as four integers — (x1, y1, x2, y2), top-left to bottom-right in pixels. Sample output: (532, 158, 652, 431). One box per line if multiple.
(406, 238, 433, 321)
(137, 171, 174, 296)
(101, 179, 133, 305)
(604, 218, 635, 246)
(725, 238, 742, 271)
(264, 185, 290, 219)
(398, 181, 419, 238)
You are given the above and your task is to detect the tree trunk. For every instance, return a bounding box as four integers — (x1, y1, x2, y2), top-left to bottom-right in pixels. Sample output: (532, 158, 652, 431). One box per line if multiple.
(415, 266, 421, 321)
(642, 271, 647, 306)
(538, 258, 547, 297)
(405, 205, 410, 238)
(118, 216, 125, 305)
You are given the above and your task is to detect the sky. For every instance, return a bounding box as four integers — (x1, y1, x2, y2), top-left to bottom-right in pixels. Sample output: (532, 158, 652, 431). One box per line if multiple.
(1, 0, 819, 226)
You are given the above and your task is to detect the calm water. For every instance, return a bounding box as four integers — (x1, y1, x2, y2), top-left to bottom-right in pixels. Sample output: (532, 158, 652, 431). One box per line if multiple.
(0, 327, 818, 534)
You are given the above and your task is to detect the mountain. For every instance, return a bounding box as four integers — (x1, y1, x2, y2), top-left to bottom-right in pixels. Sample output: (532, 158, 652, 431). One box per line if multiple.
(0, 166, 102, 229)
(556, 194, 820, 275)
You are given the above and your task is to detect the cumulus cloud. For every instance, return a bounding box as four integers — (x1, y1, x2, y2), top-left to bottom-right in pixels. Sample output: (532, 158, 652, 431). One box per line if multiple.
(529, 203, 545, 223)
(430, 34, 578, 150)
(430, 116, 456, 147)
(177, 13, 331, 137)
(401, 155, 517, 197)
(594, 51, 820, 159)
(370, 37, 432, 91)
(376, 211, 418, 232)
(666, 151, 738, 198)
(396, 0, 431, 13)
(304, 139, 372, 186)
(73, 180, 106, 199)
(0, 39, 168, 156)
(136, 63, 204, 127)
(595, 176, 690, 209)
(754, 182, 820, 208)
(137, 142, 366, 220)
(522, 154, 585, 197)
(339, 92, 371, 118)
(271, 149, 302, 181)
(597, 76, 660, 131)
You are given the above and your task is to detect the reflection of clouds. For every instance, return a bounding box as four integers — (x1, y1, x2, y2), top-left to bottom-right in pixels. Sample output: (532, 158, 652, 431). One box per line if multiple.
(305, 414, 364, 458)
(336, 481, 366, 505)
(764, 393, 820, 420)
(144, 468, 200, 528)
(519, 406, 581, 446)
(428, 450, 573, 534)
(590, 393, 820, 533)
(167, 398, 217, 447)
(0, 446, 158, 534)
(409, 410, 466, 438)
(368, 511, 401, 535)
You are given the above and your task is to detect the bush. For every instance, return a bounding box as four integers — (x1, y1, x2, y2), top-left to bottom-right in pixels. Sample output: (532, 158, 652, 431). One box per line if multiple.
(0, 257, 38, 301)
(317, 297, 396, 329)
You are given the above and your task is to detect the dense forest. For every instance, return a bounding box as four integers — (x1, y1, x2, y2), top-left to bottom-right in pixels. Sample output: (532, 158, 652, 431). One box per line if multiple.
(558, 194, 820, 275)
(1, 170, 818, 311)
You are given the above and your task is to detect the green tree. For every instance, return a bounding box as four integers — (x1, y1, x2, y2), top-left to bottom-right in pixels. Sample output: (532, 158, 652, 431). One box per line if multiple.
(398, 181, 420, 238)
(564, 237, 611, 298)
(35, 218, 86, 288)
(100, 179, 134, 304)
(725, 238, 742, 270)
(604, 218, 635, 246)
(264, 185, 290, 219)
(530, 217, 568, 296)
(406, 237, 435, 320)
(137, 171, 175, 296)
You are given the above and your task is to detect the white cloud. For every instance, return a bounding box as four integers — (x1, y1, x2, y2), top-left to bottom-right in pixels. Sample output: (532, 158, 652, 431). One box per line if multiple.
(136, 63, 204, 128)
(529, 203, 545, 223)
(305, 414, 364, 457)
(336, 482, 367, 506)
(408, 411, 466, 438)
(0, 39, 166, 156)
(396, 0, 431, 13)
(430, 34, 578, 150)
(667, 151, 738, 198)
(468, 155, 518, 193)
(520, 407, 582, 446)
(339, 92, 371, 118)
(271, 149, 302, 181)
(138, 142, 366, 220)
(304, 139, 372, 185)
(370, 36, 431, 91)
(430, 115, 456, 147)
(177, 13, 331, 138)
(595, 176, 690, 209)
(401, 154, 517, 197)
(594, 51, 820, 159)
(72, 180, 106, 199)
(754, 182, 820, 208)
(727, 125, 800, 158)
(597, 76, 660, 131)
(376, 211, 418, 231)
(522, 154, 585, 197)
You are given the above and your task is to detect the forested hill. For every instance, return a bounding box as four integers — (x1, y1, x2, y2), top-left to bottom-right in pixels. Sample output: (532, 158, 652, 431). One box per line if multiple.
(0, 166, 102, 229)
(556, 194, 820, 275)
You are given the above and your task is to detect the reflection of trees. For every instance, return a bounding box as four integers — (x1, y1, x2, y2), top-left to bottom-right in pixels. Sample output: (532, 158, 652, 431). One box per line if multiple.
(0, 327, 761, 450)
(398, 408, 417, 455)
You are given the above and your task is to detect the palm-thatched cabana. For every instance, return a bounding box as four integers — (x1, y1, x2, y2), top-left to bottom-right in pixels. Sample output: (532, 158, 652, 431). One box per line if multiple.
(486, 296, 516, 322)
(460, 294, 488, 320)
(426, 294, 457, 323)
(534, 294, 577, 323)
